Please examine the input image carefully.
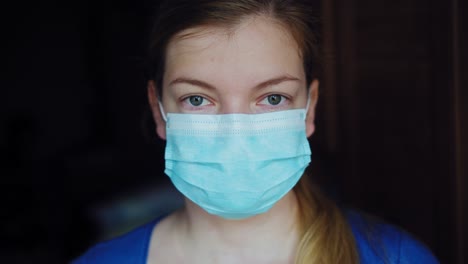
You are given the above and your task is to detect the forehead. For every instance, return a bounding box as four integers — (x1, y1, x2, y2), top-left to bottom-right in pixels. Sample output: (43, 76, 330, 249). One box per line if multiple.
(164, 17, 305, 86)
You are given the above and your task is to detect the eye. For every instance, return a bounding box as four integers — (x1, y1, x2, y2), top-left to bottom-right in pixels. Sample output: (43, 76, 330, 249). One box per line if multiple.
(259, 94, 287, 106)
(183, 95, 211, 107)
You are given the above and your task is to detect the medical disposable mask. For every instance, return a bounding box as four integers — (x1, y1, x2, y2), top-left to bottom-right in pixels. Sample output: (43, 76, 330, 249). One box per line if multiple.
(161, 106, 311, 219)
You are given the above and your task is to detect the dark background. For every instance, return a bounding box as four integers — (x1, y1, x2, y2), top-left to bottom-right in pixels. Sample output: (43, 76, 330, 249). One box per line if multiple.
(2, 0, 466, 263)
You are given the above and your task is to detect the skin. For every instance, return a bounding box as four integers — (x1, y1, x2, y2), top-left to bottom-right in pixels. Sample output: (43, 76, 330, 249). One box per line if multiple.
(147, 16, 319, 264)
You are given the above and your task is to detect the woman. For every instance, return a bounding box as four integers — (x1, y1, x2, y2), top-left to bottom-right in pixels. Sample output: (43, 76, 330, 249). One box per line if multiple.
(73, 0, 439, 263)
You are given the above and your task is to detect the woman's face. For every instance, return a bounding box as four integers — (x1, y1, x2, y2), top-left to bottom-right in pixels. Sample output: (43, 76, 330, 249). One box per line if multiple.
(149, 16, 318, 139)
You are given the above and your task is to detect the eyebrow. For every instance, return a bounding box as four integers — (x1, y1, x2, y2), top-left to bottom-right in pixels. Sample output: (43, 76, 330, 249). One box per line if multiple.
(168, 75, 301, 90)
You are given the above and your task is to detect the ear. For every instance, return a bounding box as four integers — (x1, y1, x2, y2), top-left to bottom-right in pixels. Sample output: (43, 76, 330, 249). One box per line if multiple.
(147, 80, 166, 140)
(305, 79, 319, 137)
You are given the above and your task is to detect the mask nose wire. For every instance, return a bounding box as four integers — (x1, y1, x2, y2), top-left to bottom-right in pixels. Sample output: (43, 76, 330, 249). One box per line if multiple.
(158, 101, 168, 122)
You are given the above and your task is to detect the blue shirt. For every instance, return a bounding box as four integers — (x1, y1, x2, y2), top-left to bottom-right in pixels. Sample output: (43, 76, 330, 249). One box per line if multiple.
(73, 211, 439, 263)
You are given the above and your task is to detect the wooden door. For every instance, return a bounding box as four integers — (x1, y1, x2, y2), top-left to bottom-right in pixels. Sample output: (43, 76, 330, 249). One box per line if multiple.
(317, 0, 467, 263)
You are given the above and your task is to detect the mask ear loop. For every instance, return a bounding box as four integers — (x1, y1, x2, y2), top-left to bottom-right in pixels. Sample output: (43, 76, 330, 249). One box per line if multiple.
(158, 101, 168, 122)
(303, 97, 311, 121)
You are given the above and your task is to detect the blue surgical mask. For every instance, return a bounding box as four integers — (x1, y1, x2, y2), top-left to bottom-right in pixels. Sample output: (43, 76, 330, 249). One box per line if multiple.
(162, 107, 311, 219)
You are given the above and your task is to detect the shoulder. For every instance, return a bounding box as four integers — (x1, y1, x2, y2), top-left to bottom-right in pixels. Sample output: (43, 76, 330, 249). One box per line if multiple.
(345, 210, 439, 264)
(72, 219, 161, 264)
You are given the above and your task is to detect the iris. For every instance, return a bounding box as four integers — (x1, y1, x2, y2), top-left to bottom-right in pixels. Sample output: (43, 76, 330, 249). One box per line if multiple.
(189, 96, 204, 106)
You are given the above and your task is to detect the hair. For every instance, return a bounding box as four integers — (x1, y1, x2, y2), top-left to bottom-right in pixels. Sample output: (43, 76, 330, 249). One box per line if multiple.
(147, 1, 359, 263)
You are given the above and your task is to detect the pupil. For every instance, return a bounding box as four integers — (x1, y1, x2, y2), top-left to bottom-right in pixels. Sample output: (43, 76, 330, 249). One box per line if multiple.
(189, 96, 203, 106)
(267, 95, 281, 105)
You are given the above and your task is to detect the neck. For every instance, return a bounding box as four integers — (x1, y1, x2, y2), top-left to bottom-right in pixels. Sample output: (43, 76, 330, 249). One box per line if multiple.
(179, 191, 301, 262)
